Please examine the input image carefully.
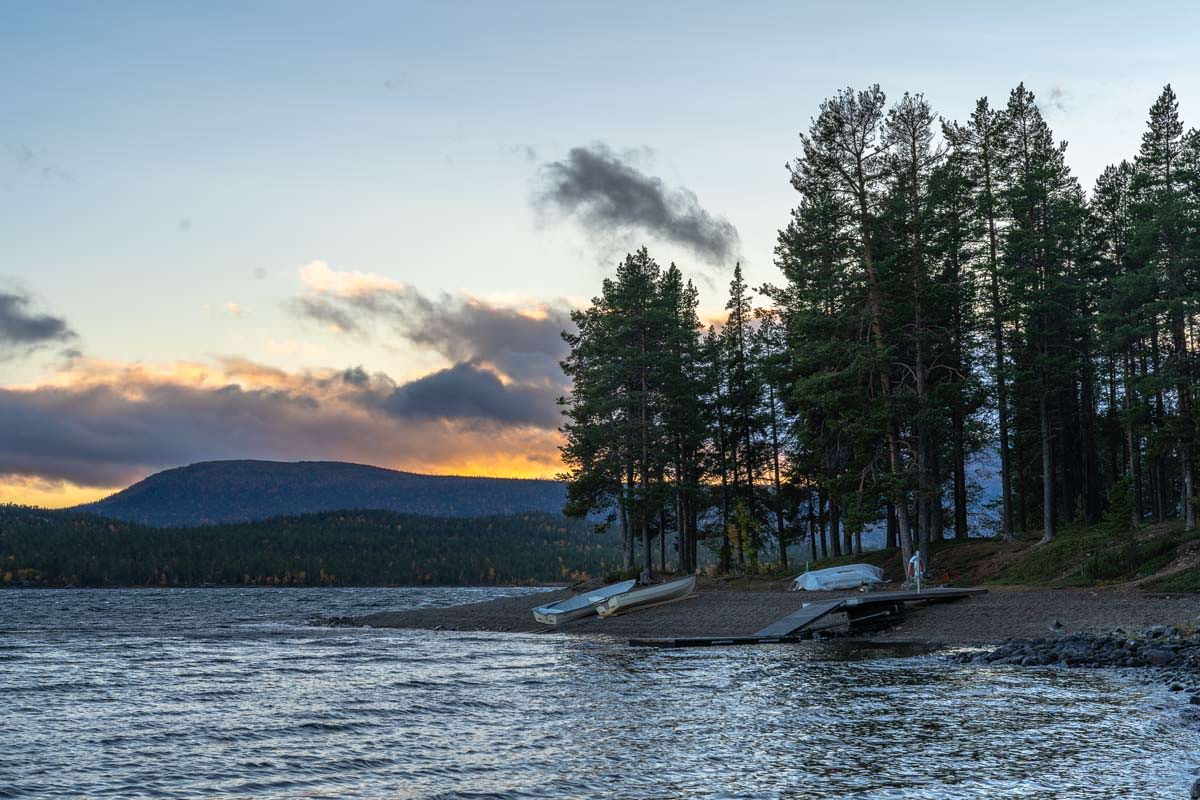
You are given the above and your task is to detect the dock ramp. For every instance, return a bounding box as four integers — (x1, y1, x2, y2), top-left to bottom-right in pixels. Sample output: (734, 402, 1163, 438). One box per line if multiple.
(629, 587, 986, 648)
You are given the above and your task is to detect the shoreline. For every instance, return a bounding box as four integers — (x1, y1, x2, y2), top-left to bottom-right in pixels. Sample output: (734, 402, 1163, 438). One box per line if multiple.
(331, 580, 1200, 645)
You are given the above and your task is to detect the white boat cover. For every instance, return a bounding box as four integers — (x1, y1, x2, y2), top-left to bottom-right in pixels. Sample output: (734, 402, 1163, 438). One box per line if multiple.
(789, 564, 886, 591)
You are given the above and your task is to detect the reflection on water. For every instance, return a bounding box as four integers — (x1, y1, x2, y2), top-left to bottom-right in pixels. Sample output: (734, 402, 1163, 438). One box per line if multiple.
(2, 587, 1197, 799)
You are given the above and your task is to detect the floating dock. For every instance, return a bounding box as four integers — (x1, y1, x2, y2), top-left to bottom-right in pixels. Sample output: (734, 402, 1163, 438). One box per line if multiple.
(628, 587, 986, 648)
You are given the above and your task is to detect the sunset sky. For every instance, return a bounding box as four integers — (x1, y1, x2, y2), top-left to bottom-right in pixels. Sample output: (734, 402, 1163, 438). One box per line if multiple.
(4, 1, 1200, 506)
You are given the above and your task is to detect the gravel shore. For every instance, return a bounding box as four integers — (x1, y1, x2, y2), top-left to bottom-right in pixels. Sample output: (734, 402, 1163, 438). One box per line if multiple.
(334, 581, 1200, 644)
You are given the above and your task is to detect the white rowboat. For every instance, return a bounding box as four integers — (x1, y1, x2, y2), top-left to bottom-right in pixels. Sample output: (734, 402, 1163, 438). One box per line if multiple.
(595, 575, 697, 618)
(532, 579, 637, 625)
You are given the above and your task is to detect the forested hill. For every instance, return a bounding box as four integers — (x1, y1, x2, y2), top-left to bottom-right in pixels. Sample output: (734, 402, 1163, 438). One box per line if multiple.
(0, 506, 616, 587)
(76, 460, 567, 527)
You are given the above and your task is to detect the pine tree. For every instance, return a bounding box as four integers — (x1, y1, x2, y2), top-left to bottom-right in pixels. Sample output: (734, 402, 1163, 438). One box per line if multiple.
(792, 85, 917, 564)
(1133, 85, 1195, 529)
(926, 144, 984, 540)
(753, 305, 793, 567)
(659, 264, 706, 572)
(721, 263, 765, 563)
(560, 248, 667, 574)
(1092, 161, 1145, 526)
(774, 145, 883, 564)
(884, 91, 943, 564)
(945, 97, 1017, 540)
(995, 83, 1083, 543)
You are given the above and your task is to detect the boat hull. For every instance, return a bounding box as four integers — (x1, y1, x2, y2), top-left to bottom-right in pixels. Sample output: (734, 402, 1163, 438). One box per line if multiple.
(595, 576, 696, 618)
(531, 579, 637, 625)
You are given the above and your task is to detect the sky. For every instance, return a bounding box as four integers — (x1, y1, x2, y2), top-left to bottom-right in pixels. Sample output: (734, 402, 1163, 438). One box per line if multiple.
(3, 0, 1200, 507)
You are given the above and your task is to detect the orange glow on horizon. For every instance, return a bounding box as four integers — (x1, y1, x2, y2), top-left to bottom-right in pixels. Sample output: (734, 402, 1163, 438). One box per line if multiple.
(0, 479, 118, 509)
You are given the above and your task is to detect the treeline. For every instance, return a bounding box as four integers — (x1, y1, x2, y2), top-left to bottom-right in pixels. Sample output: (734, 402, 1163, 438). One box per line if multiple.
(0, 505, 618, 587)
(560, 83, 1200, 575)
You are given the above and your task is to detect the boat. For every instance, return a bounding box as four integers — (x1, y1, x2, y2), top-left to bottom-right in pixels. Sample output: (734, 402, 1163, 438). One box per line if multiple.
(595, 575, 697, 618)
(789, 564, 887, 591)
(531, 579, 637, 625)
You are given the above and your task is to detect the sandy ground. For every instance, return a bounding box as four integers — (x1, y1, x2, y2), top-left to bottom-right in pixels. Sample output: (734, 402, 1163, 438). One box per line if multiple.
(342, 582, 1200, 644)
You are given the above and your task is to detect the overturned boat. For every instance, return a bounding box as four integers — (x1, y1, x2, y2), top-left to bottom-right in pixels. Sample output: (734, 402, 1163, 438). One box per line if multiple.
(595, 575, 697, 618)
(789, 564, 886, 591)
(532, 579, 637, 625)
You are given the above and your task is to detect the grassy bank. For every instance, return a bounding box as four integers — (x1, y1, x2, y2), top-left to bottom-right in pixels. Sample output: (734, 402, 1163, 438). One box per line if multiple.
(715, 522, 1200, 592)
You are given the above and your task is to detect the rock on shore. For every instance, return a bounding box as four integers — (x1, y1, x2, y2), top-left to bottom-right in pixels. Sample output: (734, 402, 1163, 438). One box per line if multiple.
(955, 626, 1200, 708)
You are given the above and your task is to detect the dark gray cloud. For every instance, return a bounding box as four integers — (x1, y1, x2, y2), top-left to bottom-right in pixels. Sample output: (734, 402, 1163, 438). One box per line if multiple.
(291, 296, 365, 336)
(292, 285, 572, 384)
(0, 382, 331, 488)
(0, 359, 562, 489)
(535, 144, 740, 264)
(397, 294, 570, 383)
(282, 267, 570, 453)
(0, 290, 76, 357)
(378, 362, 559, 429)
(338, 366, 371, 387)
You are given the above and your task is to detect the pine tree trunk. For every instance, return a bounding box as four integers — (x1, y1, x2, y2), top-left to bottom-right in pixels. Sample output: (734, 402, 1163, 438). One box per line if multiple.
(1124, 351, 1143, 526)
(658, 509, 667, 572)
(1014, 410, 1029, 534)
(909, 138, 932, 568)
(716, 392, 732, 572)
(1107, 355, 1121, 485)
(916, 432, 932, 566)
(619, 483, 632, 571)
(640, 340, 652, 581)
(731, 440, 745, 567)
(690, 495, 700, 572)
(919, 442, 933, 570)
(1173, 314, 1194, 529)
(886, 501, 898, 549)
(768, 383, 787, 570)
(984, 152, 1016, 541)
(1040, 386, 1056, 543)
(830, 502, 842, 558)
(843, 504, 853, 555)
(854, 183, 914, 564)
(931, 448, 945, 543)
(1151, 329, 1167, 522)
(818, 491, 829, 560)
(807, 495, 818, 561)
(674, 487, 685, 573)
(952, 411, 969, 538)
(1086, 408, 1100, 523)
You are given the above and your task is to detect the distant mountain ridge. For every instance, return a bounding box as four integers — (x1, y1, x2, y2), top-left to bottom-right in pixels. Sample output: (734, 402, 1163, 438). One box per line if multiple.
(76, 460, 567, 527)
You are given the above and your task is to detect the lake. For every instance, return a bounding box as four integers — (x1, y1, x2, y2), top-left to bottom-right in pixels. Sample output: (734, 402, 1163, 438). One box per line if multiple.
(2, 587, 1197, 798)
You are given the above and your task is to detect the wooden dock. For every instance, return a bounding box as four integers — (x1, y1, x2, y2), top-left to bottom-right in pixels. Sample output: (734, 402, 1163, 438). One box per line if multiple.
(628, 587, 986, 648)
(751, 599, 846, 637)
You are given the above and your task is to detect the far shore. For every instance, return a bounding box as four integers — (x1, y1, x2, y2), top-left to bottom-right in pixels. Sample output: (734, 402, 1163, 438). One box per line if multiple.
(338, 579, 1200, 645)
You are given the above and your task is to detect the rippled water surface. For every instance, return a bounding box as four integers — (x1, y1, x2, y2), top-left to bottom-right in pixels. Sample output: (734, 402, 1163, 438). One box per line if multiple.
(2, 587, 1198, 799)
